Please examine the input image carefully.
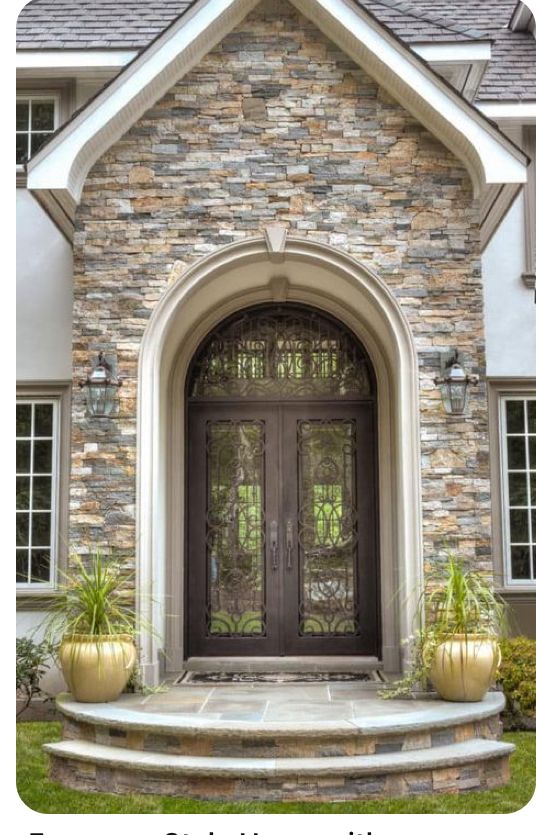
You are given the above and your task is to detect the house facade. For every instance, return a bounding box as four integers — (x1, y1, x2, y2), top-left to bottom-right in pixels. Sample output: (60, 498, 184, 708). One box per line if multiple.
(17, 0, 536, 686)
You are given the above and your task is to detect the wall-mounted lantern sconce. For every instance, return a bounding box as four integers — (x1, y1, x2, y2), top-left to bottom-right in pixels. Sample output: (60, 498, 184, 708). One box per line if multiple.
(434, 350, 479, 415)
(79, 352, 122, 417)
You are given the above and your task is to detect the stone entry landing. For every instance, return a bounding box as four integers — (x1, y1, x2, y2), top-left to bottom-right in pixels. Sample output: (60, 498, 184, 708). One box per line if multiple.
(45, 687, 513, 801)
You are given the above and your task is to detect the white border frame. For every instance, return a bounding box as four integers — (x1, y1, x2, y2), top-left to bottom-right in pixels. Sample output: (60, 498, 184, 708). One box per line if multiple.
(499, 394, 537, 587)
(16, 92, 60, 172)
(16, 397, 61, 591)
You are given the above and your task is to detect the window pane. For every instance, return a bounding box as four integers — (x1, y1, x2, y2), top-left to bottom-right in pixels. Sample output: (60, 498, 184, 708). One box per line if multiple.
(16, 134, 28, 165)
(532, 509, 536, 544)
(508, 472, 528, 506)
(16, 404, 31, 437)
(34, 403, 53, 437)
(30, 132, 50, 157)
(506, 400, 525, 434)
(16, 551, 28, 583)
(16, 476, 30, 510)
(532, 473, 537, 507)
(16, 441, 31, 473)
(32, 476, 52, 510)
(16, 101, 29, 130)
(529, 437, 536, 468)
(510, 509, 529, 543)
(507, 436, 526, 469)
(33, 440, 52, 473)
(16, 513, 29, 546)
(31, 101, 54, 131)
(511, 545, 531, 579)
(30, 550, 50, 583)
(528, 400, 536, 434)
(32, 513, 51, 546)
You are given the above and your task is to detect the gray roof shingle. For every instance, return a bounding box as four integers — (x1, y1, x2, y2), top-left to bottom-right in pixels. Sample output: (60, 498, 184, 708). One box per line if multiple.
(16, 0, 535, 102)
(16, 1, 193, 49)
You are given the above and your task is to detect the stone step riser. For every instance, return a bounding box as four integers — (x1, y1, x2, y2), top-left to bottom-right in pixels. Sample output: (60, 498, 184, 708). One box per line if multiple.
(61, 714, 502, 759)
(48, 751, 512, 801)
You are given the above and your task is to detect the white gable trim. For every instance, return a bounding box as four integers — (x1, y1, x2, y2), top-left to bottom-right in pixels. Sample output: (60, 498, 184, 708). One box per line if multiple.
(26, 0, 528, 242)
(17, 50, 138, 72)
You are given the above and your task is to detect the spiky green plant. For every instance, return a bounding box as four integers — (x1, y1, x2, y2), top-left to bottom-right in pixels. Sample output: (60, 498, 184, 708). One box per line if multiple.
(421, 554, 507, 639)
(381, 553, 507, 699)
(45, 551, 136, 638)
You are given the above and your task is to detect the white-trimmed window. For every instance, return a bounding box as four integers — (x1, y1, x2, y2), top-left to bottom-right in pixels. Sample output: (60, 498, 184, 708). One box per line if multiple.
(16, 400, 59, 588)
(16, 94, 59, 165)
(500, 396, 536, 584)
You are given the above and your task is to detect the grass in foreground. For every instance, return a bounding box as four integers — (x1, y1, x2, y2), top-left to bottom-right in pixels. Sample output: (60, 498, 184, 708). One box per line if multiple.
(17, 722, 535, 815)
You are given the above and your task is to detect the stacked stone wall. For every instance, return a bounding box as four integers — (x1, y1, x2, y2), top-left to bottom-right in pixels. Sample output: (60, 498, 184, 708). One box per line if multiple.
(71, 0, 489, 583)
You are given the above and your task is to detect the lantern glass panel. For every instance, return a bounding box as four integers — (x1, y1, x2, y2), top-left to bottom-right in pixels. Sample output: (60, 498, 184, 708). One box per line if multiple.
(447, 380, 467, 414)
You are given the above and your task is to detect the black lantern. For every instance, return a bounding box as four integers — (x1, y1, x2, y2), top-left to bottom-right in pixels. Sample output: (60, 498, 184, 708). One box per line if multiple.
(434, 351, 478, 415)
(80, 352, 122, 417)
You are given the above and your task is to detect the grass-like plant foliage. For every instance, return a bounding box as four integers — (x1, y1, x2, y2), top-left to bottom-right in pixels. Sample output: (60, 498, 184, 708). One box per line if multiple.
(382, 553, 507, 698)
(422, 553, 507, 638)
(45, 552, 136, 638)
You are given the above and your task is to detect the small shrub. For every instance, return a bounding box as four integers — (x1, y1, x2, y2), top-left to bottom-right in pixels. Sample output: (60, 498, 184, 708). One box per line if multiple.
(497, 637, 536, 729)
(16, 637, 55, 717)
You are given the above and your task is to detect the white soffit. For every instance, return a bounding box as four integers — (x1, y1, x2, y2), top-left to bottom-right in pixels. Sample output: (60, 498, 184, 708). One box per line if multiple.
(26, 0, 528, 242)
(411, 42, 492, 64)
(411, 41, 491, 101)
(17, 50, 138, 72)
(477, 103, 537, 125)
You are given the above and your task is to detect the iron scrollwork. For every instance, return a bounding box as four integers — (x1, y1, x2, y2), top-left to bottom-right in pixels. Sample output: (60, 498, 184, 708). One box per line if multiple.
(189, 306, 373, 400)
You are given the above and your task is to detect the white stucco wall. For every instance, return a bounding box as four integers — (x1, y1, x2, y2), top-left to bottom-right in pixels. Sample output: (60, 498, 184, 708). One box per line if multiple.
(16, 189, 73, 381)
(482, 192, 536, 378)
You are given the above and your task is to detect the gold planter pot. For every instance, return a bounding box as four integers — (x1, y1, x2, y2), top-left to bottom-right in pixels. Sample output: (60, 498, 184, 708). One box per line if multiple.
(427, 634, 501, 702)
(59, 634, 137, 703)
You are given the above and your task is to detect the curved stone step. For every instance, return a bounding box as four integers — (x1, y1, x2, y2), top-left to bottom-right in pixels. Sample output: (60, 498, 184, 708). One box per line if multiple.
(45, 738, 515, 801)
(56, 691, 506, 758)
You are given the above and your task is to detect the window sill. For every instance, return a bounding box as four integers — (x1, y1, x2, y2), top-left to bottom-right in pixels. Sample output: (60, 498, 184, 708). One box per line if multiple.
(497, 585, 536, 599)
(16, 588, 59, 610)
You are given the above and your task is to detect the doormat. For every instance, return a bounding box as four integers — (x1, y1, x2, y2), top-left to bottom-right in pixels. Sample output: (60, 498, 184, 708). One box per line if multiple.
(176, 671, 383, 685)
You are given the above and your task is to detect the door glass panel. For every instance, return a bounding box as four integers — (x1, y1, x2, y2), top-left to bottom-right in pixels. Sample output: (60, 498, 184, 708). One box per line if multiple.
(297, 419, 359, 636)
(189, 307, 373, 399)
(206, 420, 266, 637)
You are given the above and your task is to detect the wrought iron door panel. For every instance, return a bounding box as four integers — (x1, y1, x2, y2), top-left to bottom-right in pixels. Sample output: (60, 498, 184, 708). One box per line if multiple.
(206, 420, 266, 638)
(187, 404, 280, 656)
(186, 304, 379, 659)
(281, 404, 378, 656)
(296, 419, 359, 637)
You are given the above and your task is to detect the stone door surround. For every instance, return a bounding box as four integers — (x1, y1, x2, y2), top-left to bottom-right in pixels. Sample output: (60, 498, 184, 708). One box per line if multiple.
(136, 235, 422, 685)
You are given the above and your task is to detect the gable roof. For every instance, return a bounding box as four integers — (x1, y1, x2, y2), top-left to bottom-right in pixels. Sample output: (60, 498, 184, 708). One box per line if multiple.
(24, 0, 529, 249)
(16, 0, 536, 102)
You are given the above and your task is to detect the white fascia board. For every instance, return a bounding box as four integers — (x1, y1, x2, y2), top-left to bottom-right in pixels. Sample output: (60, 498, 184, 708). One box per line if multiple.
(293, 0, 527, 191)
(27, 0, 528, 221)
(411, 42, 492, 64)
(16, 50, 138, 71)
(27, 0, 259, 201)
(477, 103, 537, 123)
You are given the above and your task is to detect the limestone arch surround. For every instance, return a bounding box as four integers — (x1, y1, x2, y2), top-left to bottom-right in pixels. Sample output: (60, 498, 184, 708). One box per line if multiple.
(136, 237, 423, 684)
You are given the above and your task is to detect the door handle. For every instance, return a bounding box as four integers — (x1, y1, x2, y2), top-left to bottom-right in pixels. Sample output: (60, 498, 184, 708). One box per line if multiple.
(286, 520, 293, 570)
(270, 520, 279, 570)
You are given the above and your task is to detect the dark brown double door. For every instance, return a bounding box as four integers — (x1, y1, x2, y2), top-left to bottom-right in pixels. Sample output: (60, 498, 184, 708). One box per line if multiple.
(187, 401, 379, 657)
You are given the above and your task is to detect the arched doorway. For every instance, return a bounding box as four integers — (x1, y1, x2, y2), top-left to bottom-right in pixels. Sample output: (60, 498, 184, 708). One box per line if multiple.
(185, 303, 379, 658)
(136, 236, 422, 683)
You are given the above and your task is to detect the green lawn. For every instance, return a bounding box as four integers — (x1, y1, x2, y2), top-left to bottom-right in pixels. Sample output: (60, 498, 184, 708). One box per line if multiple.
(17, 722, 535, 814)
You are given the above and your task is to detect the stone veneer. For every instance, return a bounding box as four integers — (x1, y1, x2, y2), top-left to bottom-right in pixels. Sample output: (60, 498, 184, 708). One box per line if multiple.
(71, 1, 489, 582)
